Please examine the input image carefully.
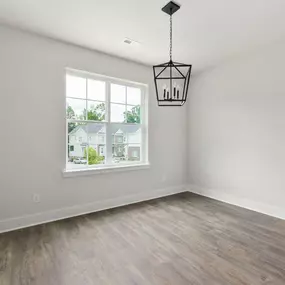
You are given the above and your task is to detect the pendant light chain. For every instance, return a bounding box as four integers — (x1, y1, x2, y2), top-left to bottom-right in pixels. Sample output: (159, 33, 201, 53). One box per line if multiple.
(170, 14, 172, 61)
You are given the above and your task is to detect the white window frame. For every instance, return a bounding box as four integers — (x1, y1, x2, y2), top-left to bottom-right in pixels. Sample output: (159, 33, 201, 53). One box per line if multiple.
(64, 68, 149, 177)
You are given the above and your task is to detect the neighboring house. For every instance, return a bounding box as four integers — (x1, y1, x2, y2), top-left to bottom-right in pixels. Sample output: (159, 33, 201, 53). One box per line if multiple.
(111, 125, 141, 161)
(69, 124, 105, 159)
(68, 124, 141, 161)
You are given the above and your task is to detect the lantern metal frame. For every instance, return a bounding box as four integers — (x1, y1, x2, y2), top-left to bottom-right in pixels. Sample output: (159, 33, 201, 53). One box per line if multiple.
(153, 1, 192, 107)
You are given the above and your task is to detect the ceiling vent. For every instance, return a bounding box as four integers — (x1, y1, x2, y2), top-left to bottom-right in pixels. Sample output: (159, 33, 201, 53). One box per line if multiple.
(123, 38, 140, 45)
(124, 38, 132, 44)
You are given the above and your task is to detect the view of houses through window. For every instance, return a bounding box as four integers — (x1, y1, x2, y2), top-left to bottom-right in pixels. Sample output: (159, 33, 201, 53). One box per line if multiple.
(66, 70, 147, 170)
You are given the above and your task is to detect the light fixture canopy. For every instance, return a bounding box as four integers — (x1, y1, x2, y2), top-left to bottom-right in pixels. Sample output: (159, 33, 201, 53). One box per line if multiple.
(153, 1, 192, 106)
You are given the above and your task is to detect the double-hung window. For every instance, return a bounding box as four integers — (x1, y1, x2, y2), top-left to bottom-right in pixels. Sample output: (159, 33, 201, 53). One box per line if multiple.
(65, 69, 148, 172)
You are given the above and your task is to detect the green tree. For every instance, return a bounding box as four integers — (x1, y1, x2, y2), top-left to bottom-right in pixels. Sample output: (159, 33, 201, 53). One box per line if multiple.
(124, 105, 140, 123)
(84, 147, 104, 165)
(79, 103, 105, 121)
(88, 103, 105, 121)
(66, 106, 75, 119)
(66, 106, 76, 133)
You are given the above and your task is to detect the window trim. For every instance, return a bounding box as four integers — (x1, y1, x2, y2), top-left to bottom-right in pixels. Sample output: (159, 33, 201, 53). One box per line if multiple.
(62, 162, 150, 178)
(64, 68, 149, 174)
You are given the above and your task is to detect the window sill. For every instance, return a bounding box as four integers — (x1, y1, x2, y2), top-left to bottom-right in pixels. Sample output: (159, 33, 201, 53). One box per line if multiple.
(62, 162, 150, 178)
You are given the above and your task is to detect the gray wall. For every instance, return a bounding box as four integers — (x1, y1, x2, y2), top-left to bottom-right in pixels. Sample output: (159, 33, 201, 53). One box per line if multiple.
(188, 41, 285, 218)
(0, 25, 187, 232)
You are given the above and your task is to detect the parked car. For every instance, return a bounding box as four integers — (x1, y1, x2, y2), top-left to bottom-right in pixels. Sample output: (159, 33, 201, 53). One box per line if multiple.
(74, 158, 87, 164)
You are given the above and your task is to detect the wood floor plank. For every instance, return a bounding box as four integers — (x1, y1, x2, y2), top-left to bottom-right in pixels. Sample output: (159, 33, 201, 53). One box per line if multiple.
(0, 192, 285, 285)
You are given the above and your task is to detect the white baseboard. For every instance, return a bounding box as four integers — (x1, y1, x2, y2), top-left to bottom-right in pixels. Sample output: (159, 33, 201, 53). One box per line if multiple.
(0, 185, 186, 234)
(188, 184, 285, 220)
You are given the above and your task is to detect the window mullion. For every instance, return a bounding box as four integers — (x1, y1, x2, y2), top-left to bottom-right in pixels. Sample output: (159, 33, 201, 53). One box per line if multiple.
(125, 86, 128, 123)
(125, 86, 128, 160)
(141, 88, 146, 163)
(66, 119, 69, 167)
(86, 78, 89, 167)
(85, 78, 88, 120)
(106, 81, 112, 165)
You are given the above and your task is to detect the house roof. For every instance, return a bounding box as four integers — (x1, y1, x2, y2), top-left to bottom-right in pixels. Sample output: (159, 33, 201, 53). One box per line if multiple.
(69, 123, 140, 135)
(69, 124, 104, 135)
(111, 124, 140, 134)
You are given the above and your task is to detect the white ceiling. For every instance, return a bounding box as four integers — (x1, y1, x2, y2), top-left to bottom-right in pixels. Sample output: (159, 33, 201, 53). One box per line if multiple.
(0, 0, 285, 74)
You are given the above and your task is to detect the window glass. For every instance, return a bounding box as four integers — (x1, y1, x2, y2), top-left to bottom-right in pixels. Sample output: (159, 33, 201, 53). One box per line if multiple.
(127, 87, 141, 105)
(88, 79, 105, 101)
(66, 98, 86, 120)
(111, 103, 125, 123)
(66, 75, 86, 99)
(111, 84, 126, 104)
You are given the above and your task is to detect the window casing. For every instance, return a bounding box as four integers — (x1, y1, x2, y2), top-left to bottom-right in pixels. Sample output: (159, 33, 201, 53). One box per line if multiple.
(65, 68, 148, 172)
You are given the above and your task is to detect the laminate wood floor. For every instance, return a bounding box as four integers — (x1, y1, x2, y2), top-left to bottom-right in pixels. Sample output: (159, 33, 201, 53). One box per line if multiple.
(1, 192, 285, 285)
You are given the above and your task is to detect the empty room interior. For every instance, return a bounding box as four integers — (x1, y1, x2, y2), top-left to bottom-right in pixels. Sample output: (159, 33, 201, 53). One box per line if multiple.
(1, 0, 285, 284)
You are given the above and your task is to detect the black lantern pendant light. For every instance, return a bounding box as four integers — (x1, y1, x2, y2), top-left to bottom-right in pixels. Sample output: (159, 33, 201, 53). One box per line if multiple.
(153, 1, 192, 106)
